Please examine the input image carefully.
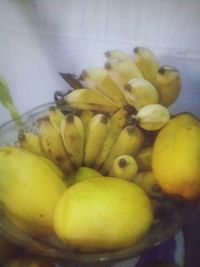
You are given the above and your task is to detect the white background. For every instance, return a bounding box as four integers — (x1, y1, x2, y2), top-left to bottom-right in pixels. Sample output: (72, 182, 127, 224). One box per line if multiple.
(0, 0, 200, 125)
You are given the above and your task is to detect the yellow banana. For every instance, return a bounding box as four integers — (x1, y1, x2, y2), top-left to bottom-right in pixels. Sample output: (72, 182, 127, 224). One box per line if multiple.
(133, 171, 161, 197)
(94, 108, 129, 170)
(109, 154, 138, 180)
(135, 146, 153, 171)
(124, 77, 159, 110)
(48, 106, 65, 130)
(39, 116, 74, 174)
(136, 104, 170, 131)
(79, 110, 94, 146)
(156, 66, 181, 106)
(80, 67, 126, 107)
(79, 110, 94, 130)
(17, 131, 44, 156)
(101, 125, 144, 174)
(105, 59, 143, 92)
(105, 49, 131, 61)
(60, 113, 84, 168)
(64, 88, 119, 112)
(133, 47, 159, 85)
(84, 114, 109, 167)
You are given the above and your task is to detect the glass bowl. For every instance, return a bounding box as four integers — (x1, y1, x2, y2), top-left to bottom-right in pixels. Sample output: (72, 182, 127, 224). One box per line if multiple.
(0, 102, 198, 265)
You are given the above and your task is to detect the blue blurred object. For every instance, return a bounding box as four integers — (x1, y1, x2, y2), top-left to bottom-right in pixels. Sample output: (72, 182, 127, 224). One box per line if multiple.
(135, 238, 176, 267)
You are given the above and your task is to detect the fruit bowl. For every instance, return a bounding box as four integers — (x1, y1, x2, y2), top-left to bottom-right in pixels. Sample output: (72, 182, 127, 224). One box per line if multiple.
(0, 102, 197, 264)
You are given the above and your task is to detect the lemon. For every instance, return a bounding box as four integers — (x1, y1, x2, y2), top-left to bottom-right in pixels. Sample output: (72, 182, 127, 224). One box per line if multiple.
(54, 177, 153, 252)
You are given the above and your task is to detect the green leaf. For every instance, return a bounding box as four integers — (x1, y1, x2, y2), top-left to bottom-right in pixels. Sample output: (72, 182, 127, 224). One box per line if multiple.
(0, 75, 20, 120)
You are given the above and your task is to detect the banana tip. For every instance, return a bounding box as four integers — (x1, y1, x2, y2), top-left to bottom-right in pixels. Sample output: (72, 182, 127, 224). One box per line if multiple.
(133, 47, 140, 53)
(66, 113, 74, 123)
(118, 158, 127, 168)
(104, 51, 111, 58)
(158, 67, 166, 75)
(80, 70, 88, 80)
(104, 61, 112, 70)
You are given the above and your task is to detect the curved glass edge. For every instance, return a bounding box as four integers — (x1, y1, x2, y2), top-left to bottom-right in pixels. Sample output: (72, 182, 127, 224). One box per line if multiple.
(0, 102, 55, 129)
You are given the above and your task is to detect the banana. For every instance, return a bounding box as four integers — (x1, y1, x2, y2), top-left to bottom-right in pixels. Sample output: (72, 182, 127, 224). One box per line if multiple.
(64, 88, 119, 112)
(17, 131, 44, 156)
(156, 66, 181, 106)
(80, 67, 127, 107)
(80, 110, 94, 130)
(124, 77, 159, 110)
(84, 114, 109, 167)
(133, 47, 159, 85)
(60, 113, 84, 168)
(135, 146, 153, 171)
(105, 59, 143, 92)
(101, 125, 144, 174)
(94, 108, 129, 170)
(133, 171, 161, 197)
(136, 104, 170, 131)
(79, 110, 94, 146)
(39, 116, 74, 174)
(109, 154, 138, 180)
(48, 106, 65, 130)
(105, 49, 131, 61)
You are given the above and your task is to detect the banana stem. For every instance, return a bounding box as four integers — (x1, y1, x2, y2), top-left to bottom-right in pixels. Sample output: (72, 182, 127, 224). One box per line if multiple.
(4, 102, 23, 127)
(0, 75, 22, 126)
(5, 102, 20, 120)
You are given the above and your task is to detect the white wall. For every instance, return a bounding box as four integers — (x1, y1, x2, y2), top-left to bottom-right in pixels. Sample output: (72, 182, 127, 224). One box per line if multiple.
(0, 0, 200, 125)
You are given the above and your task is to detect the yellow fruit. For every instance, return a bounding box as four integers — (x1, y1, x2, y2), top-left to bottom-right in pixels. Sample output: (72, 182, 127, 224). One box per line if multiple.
(134, 171, 161, 197)
(80, 67, 126, 107)
(0, 147, 66, 236)
(152, 113, 200, 200)
(94, 108, 129, 170)
(133, 47, 159, 85)
(105, 59, 143, 92)
(136, 104, 170, 131)
(39, 116, 74, 174)
(60, 114, 84, 168)
(156, 66, 181, 107)
(48, 106, 65, 130)
(17, 132, 44, 156)
(64, 88, 119, 112)
(124, 77, 159, 110)
(101, 125, 144, 174)
(74, 167, 102, 183)
(135, 146, 153, 171)
(105, 50, 131, 61)
(109, 155, 138, 180)
(54, 177, 153, 252)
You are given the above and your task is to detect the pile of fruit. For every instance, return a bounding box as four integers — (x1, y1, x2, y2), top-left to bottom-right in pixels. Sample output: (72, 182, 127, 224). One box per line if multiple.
(0, 47, 200, 254)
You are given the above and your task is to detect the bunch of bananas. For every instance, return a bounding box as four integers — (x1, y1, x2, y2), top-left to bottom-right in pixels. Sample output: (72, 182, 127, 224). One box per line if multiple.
(16, 47, 181, 189)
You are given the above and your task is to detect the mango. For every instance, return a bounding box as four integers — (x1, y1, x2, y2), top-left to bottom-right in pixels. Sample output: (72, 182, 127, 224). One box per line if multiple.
(0, 147, 66, 236)
(54, 177, 153, 252)
(152, 113, 200, 200)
